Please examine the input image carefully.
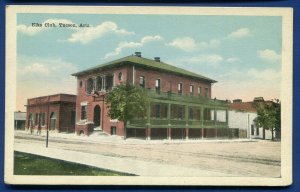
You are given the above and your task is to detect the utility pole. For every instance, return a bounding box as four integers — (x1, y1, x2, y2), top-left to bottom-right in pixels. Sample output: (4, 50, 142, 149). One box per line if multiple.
(46, 102, 50, 148)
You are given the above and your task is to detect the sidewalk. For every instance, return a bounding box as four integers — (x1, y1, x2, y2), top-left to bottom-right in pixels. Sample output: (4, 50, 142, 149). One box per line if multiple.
(14, 142, 233, 177)
(15, 130, 257, 145)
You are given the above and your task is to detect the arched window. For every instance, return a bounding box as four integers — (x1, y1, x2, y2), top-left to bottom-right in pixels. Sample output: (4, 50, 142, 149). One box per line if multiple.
(86, 78, 94, 94)
(28, 113, 33, 128)
(35, 113, 39, 126)
(96, 76, 102, 91)
(118, 72, 123, 81)
(50, 112, 57, 130)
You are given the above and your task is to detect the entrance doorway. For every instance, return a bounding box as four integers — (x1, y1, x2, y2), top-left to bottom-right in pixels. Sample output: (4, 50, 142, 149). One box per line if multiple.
(111, 126, 116, 135)
(93, 105, 101, 127)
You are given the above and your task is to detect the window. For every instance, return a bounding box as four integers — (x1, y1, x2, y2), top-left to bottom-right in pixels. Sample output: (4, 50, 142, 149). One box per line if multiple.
(171, 105, 185, 120)
(198, 87, 202, 96)
(155, 79, 161, 93)
(178, 107, 184, 120)
(28, 113, 33, 127)
(205, 88, 209, 98)
(50, 112, 56, 130)
(71, 111, 76, 126)
(203, 108, 211, 120)
(105, 75, 114, 91)
(139, 76, 145, 88)
(178, 83, 183, 95)
(118, 72, 123, 81)
(35, 113, 39, 126)
(111, 126, 117, 135)
(79, 81, 82, 88)
(86, 78, 94, 94)
(41, 113, 45, 126)
(190, 85, 194, 96)
(81, 106, 87, 120)
(96, 76, 102, 91)
(155, 104, 161, 118)
(189, 108, 194, 120)
(256, 127, 259, 136)
(251, 125, 254, 135)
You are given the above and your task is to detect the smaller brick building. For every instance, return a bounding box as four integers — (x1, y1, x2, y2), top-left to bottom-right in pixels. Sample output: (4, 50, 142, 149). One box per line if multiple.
(26, 94, 76, 134)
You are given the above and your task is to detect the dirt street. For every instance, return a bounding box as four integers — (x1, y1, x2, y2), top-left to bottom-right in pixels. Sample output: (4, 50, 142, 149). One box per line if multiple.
(14, 132, 281, 177)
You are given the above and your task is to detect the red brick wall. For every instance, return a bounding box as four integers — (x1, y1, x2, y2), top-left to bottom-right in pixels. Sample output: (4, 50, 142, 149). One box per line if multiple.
(75, 64, 212, 136)
(74, 96, 125, 136)
(75, 66, 130, 136)
(59, 103, 76, 132)
(134, 66, 212, 98)
(26, 102, 75, 133)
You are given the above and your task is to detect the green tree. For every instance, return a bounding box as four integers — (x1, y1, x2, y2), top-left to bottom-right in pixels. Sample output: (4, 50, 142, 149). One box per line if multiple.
(105, 83, 149, 139)
(254, 100, 281, 140)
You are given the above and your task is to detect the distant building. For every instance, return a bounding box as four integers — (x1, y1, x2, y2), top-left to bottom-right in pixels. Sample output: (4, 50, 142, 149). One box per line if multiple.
(72, 52, 233, 140)
(14, 111, 26, 130)
(25, 94, 76, 134)
(229, 98, 277, 140)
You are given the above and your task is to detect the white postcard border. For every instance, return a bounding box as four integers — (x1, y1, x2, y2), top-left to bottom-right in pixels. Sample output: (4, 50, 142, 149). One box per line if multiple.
(5, 5, 293, 186)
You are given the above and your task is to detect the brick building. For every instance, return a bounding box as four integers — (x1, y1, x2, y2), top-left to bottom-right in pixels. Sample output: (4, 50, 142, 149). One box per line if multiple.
(25, 94, 76, 134)
(72, 52, 230, 139)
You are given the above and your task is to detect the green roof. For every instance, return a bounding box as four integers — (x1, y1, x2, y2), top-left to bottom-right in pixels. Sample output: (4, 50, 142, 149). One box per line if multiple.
(72, 55, 217, 83)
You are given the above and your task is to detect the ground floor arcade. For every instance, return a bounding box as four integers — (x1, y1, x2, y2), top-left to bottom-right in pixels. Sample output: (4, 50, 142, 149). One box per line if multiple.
(126, 127, 243, 140)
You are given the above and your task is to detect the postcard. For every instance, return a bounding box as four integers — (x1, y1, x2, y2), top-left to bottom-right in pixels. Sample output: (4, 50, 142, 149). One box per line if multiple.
(5, 5, 293, 186)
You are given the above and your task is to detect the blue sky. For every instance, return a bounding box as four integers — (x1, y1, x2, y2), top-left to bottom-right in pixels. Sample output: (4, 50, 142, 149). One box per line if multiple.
(16, 13, 282, 111)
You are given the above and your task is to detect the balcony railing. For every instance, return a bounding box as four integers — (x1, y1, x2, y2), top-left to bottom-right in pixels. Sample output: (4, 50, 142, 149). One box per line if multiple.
(145, 89, 228, 107)
(128, 118, 228, 128)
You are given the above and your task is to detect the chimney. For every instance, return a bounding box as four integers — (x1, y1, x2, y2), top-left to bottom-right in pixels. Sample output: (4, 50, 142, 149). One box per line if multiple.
(135, 52, 142, 57)
(154, 57, 160, 62)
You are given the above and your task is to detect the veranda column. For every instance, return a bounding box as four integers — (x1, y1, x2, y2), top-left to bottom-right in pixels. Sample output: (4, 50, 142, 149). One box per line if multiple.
(147, 127, 151, 140)
(146, 102, 151, 140)
(214, 108, 218, 138)
(167, 103, 171, 140)
(214, 108, 217, 125)
(101, 76, 105, 91)
(185, 128, 189, 140)
(201, 107, 204, 139)
(185, 105, 189, 140)
(226, 109, 229, 139)
(226, 109, 229, 124)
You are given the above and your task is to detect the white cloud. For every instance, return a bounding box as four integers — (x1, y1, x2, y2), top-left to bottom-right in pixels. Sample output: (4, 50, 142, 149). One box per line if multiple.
(104, 35, 163, 59)
(198, 39, 221, 49)
(225, 57, 240, 63)
(212, 68, 281, 101)
(227, 28, 251, 39)
(257, 49, 281, 63)
(17, 19, 76, 36)
(168, 37, 198, 52)
(68, 21, 134, 44)
(17, 57, 78, 78)
(141, 35, 163, 44)
(183, 54, 224, 67)
(16, 56, 78, 111)
(21, 63, 50, 75)
(247, 68, 281, 81)
(168, 37, 220, 52)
